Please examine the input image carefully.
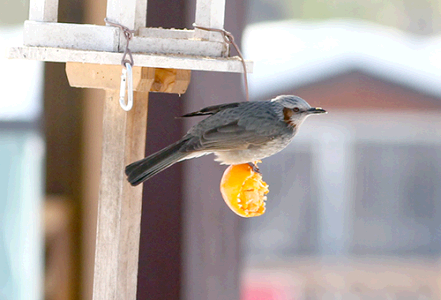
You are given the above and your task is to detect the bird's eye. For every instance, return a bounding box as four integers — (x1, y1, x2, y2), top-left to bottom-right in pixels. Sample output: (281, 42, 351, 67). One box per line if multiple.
(293, 107, 300, 112)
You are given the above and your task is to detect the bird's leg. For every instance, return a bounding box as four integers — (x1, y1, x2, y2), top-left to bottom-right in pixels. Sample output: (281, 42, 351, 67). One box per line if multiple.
(248, 161, 261, 174)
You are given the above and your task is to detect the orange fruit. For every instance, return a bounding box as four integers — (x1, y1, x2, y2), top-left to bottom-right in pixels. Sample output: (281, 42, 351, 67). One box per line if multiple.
(220, 163, 269, 218)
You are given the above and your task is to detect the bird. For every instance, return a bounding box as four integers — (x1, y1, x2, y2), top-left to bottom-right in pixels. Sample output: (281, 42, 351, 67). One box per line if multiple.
(125, 95, 327, 186)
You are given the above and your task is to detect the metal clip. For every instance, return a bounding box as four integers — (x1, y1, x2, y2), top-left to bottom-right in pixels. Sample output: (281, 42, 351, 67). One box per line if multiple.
(119, 62, 133, 111)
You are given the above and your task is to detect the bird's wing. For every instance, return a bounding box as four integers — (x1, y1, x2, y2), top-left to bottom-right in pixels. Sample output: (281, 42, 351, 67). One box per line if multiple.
(181, 100, 293, 152)
(182, 118, 290, 152)
(180, 102, 243, 117)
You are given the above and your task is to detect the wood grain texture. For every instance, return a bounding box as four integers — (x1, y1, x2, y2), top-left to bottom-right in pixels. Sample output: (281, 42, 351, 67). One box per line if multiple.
(92, 90, 148, 300)
(66, 63, 155, 92)
(66, 63, 191, 94)
(151, 68, 191, 94)
(65, 63, 191, 299)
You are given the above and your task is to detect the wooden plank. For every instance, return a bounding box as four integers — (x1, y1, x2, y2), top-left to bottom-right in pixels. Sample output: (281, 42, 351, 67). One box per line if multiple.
(66, 62, 191, 94)
(92, 89, 148, 300)
(8, 46, 253, 73)
(24, 21, 119, 52)
(23, 22, 225, 56)
(29, 0, 58, 22)
(195, 0, 226, 42)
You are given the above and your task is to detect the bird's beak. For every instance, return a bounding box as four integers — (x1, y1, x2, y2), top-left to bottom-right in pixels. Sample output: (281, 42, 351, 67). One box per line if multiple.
(307, 107, 327, 114)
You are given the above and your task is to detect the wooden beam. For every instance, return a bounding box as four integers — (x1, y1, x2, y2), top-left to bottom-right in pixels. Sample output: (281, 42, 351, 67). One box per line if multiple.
(65, 62, 191, 94)
(66, 63, 155, 91)
(9, 46, 253, 73)
(92, 89, 148, 300)
(29, 0, 58, 22)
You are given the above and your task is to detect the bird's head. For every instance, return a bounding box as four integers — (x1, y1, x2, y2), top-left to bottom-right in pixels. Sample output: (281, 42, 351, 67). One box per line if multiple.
(272, 95, 327, 127)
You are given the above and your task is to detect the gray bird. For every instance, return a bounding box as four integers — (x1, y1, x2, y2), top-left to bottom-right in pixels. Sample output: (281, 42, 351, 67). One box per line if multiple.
(125, 95, 326, 186)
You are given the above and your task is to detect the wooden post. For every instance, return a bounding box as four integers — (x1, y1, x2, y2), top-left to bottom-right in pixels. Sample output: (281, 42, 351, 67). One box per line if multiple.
(29, 0, 59, 22)
(66, 63, 191, 299)
(195, 0, 226, 42)
(93, 89, 148, 300)
(106, 0, 147, 30)
(106, 0, 147, 52)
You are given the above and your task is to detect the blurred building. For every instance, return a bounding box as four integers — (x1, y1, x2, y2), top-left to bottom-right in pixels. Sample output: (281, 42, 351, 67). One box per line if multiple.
(241, 20, 441, 299)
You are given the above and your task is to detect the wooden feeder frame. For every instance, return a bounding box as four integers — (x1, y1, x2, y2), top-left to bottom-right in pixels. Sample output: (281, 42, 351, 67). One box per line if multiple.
(8, 0, 253, 299)
(10, 0, 252, 72)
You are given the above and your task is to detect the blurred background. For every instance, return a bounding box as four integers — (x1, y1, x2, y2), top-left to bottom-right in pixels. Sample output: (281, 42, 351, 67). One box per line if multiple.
(1, 0, 441, 299)
(242, 1, 441, 299)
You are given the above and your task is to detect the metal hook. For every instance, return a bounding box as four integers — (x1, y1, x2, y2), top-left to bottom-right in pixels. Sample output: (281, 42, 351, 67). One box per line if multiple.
(119, 63, 133, 111)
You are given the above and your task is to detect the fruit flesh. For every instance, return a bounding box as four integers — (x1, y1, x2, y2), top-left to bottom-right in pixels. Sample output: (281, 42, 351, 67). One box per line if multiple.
(220, 164, 269, 218)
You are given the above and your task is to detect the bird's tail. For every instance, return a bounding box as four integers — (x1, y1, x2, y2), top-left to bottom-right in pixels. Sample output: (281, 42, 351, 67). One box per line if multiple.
(125, 139, 188, 186)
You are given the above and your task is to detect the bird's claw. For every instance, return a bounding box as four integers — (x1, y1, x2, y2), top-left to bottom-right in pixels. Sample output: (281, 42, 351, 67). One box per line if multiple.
(248, 162, 261, 174)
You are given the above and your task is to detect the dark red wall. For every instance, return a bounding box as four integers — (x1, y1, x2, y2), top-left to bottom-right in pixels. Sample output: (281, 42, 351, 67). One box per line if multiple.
(137, 1, 246, 300)
(137, 1, 186, 299)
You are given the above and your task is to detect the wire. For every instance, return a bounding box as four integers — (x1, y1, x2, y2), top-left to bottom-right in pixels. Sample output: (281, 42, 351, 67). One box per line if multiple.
(193, 24, 249, 102)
